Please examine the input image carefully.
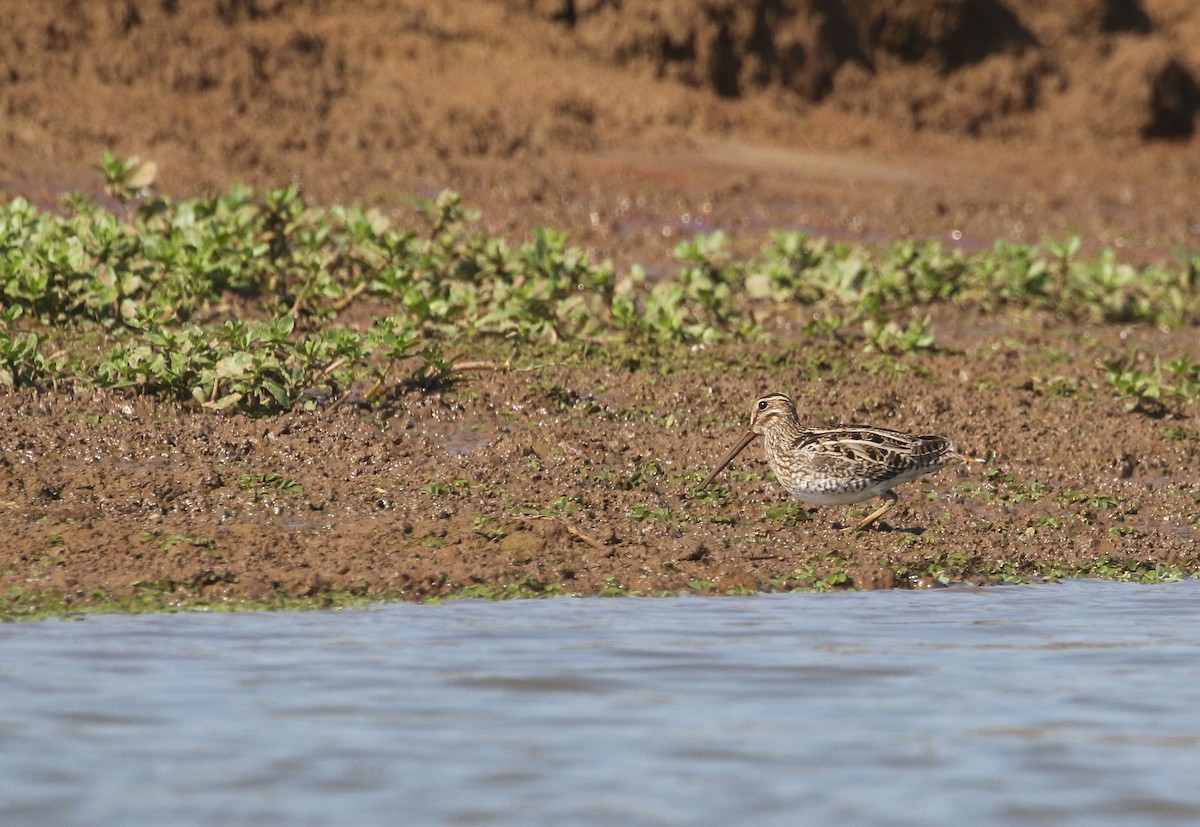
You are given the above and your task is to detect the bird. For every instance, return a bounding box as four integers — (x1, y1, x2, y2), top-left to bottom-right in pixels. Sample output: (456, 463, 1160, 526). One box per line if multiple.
(701, 392, 980, 532)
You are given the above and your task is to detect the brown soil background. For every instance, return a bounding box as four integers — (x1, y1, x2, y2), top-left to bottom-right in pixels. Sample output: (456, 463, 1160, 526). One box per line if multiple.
(1, 0, 1198, 607)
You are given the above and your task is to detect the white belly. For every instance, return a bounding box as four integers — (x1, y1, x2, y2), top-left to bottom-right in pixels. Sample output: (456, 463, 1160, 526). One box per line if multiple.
(780, 465, 936, 505)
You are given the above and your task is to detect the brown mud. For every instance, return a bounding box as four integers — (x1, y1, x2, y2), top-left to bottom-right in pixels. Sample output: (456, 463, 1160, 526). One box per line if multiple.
(1, 1, 1199, 610)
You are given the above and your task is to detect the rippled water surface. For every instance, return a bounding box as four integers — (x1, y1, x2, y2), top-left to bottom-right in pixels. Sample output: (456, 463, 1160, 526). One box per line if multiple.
(3, 580, 1200, 826)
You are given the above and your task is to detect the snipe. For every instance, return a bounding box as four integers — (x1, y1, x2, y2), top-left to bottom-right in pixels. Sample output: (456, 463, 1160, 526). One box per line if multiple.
(702, 392, 980, 532)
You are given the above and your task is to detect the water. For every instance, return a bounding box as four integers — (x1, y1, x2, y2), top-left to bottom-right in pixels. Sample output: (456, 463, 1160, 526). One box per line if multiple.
(2, 580, 1200, 827)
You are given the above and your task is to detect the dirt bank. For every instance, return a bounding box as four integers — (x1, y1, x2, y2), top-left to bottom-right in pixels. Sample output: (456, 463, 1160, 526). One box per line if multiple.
(0, 1, 1197, 612)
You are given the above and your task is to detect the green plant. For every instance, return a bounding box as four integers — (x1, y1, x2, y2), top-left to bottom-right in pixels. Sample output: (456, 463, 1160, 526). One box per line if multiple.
(1105, 356, 1166, 413)
(93, 151, 158, 208)
(420, 479, 470, 496)
(472, 516, 507, 541)
(0, 331, 56, 388)
(861, 314, 936, 354)
(1057, 489, 1119, 510)
(763, 502, 815, 526)
(4, 158, 1200, 423)
(627, 503, 674, 523)
(1104, 354, 1200, 413)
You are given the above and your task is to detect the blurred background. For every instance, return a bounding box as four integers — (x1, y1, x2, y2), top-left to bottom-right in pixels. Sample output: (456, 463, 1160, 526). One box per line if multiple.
(2, 0, 1197, 264)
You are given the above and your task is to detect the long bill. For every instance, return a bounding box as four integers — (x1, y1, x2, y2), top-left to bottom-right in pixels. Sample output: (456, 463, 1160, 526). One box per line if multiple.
(700, 431, 759, 488)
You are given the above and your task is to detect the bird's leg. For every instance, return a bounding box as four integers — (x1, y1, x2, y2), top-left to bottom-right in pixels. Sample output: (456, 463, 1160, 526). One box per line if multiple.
(842, 490, 898, 533)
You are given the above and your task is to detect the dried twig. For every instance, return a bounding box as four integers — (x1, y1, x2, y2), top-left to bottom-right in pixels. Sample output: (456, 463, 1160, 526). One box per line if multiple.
(448, 359, 554, 375)
(515, 514, 606, 551)
(316, 357, 348, 379)
(330, 282, 369, 312)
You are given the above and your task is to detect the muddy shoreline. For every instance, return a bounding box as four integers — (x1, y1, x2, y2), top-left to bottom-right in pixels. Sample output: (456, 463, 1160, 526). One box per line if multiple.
(1, 1, 1198, 615)
(2, 306, 1197, 616)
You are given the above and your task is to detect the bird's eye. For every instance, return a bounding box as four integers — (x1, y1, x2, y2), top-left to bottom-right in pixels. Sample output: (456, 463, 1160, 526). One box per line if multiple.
(757, 400, 768, 411)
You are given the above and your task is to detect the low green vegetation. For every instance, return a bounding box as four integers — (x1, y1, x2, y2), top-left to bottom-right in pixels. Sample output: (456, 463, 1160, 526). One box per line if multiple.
(763, 502, 816, 526)
(1104, 354, 1200, 413)
(4, 155, 1200, 413)
(894, 548, 1188, 588)
(445, 576, 574, 601)
(767, 567, 851, 592)
(2, 156, 1199, 615)
(0, 582, 410, 621)
(239, 472, 304, 496)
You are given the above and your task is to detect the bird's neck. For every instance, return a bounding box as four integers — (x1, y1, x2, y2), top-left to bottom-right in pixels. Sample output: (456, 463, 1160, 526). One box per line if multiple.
(762, 418, 805, 453)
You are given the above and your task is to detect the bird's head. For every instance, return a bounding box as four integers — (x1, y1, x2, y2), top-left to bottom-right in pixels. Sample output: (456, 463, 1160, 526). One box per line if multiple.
(748, 392, 797, 434)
